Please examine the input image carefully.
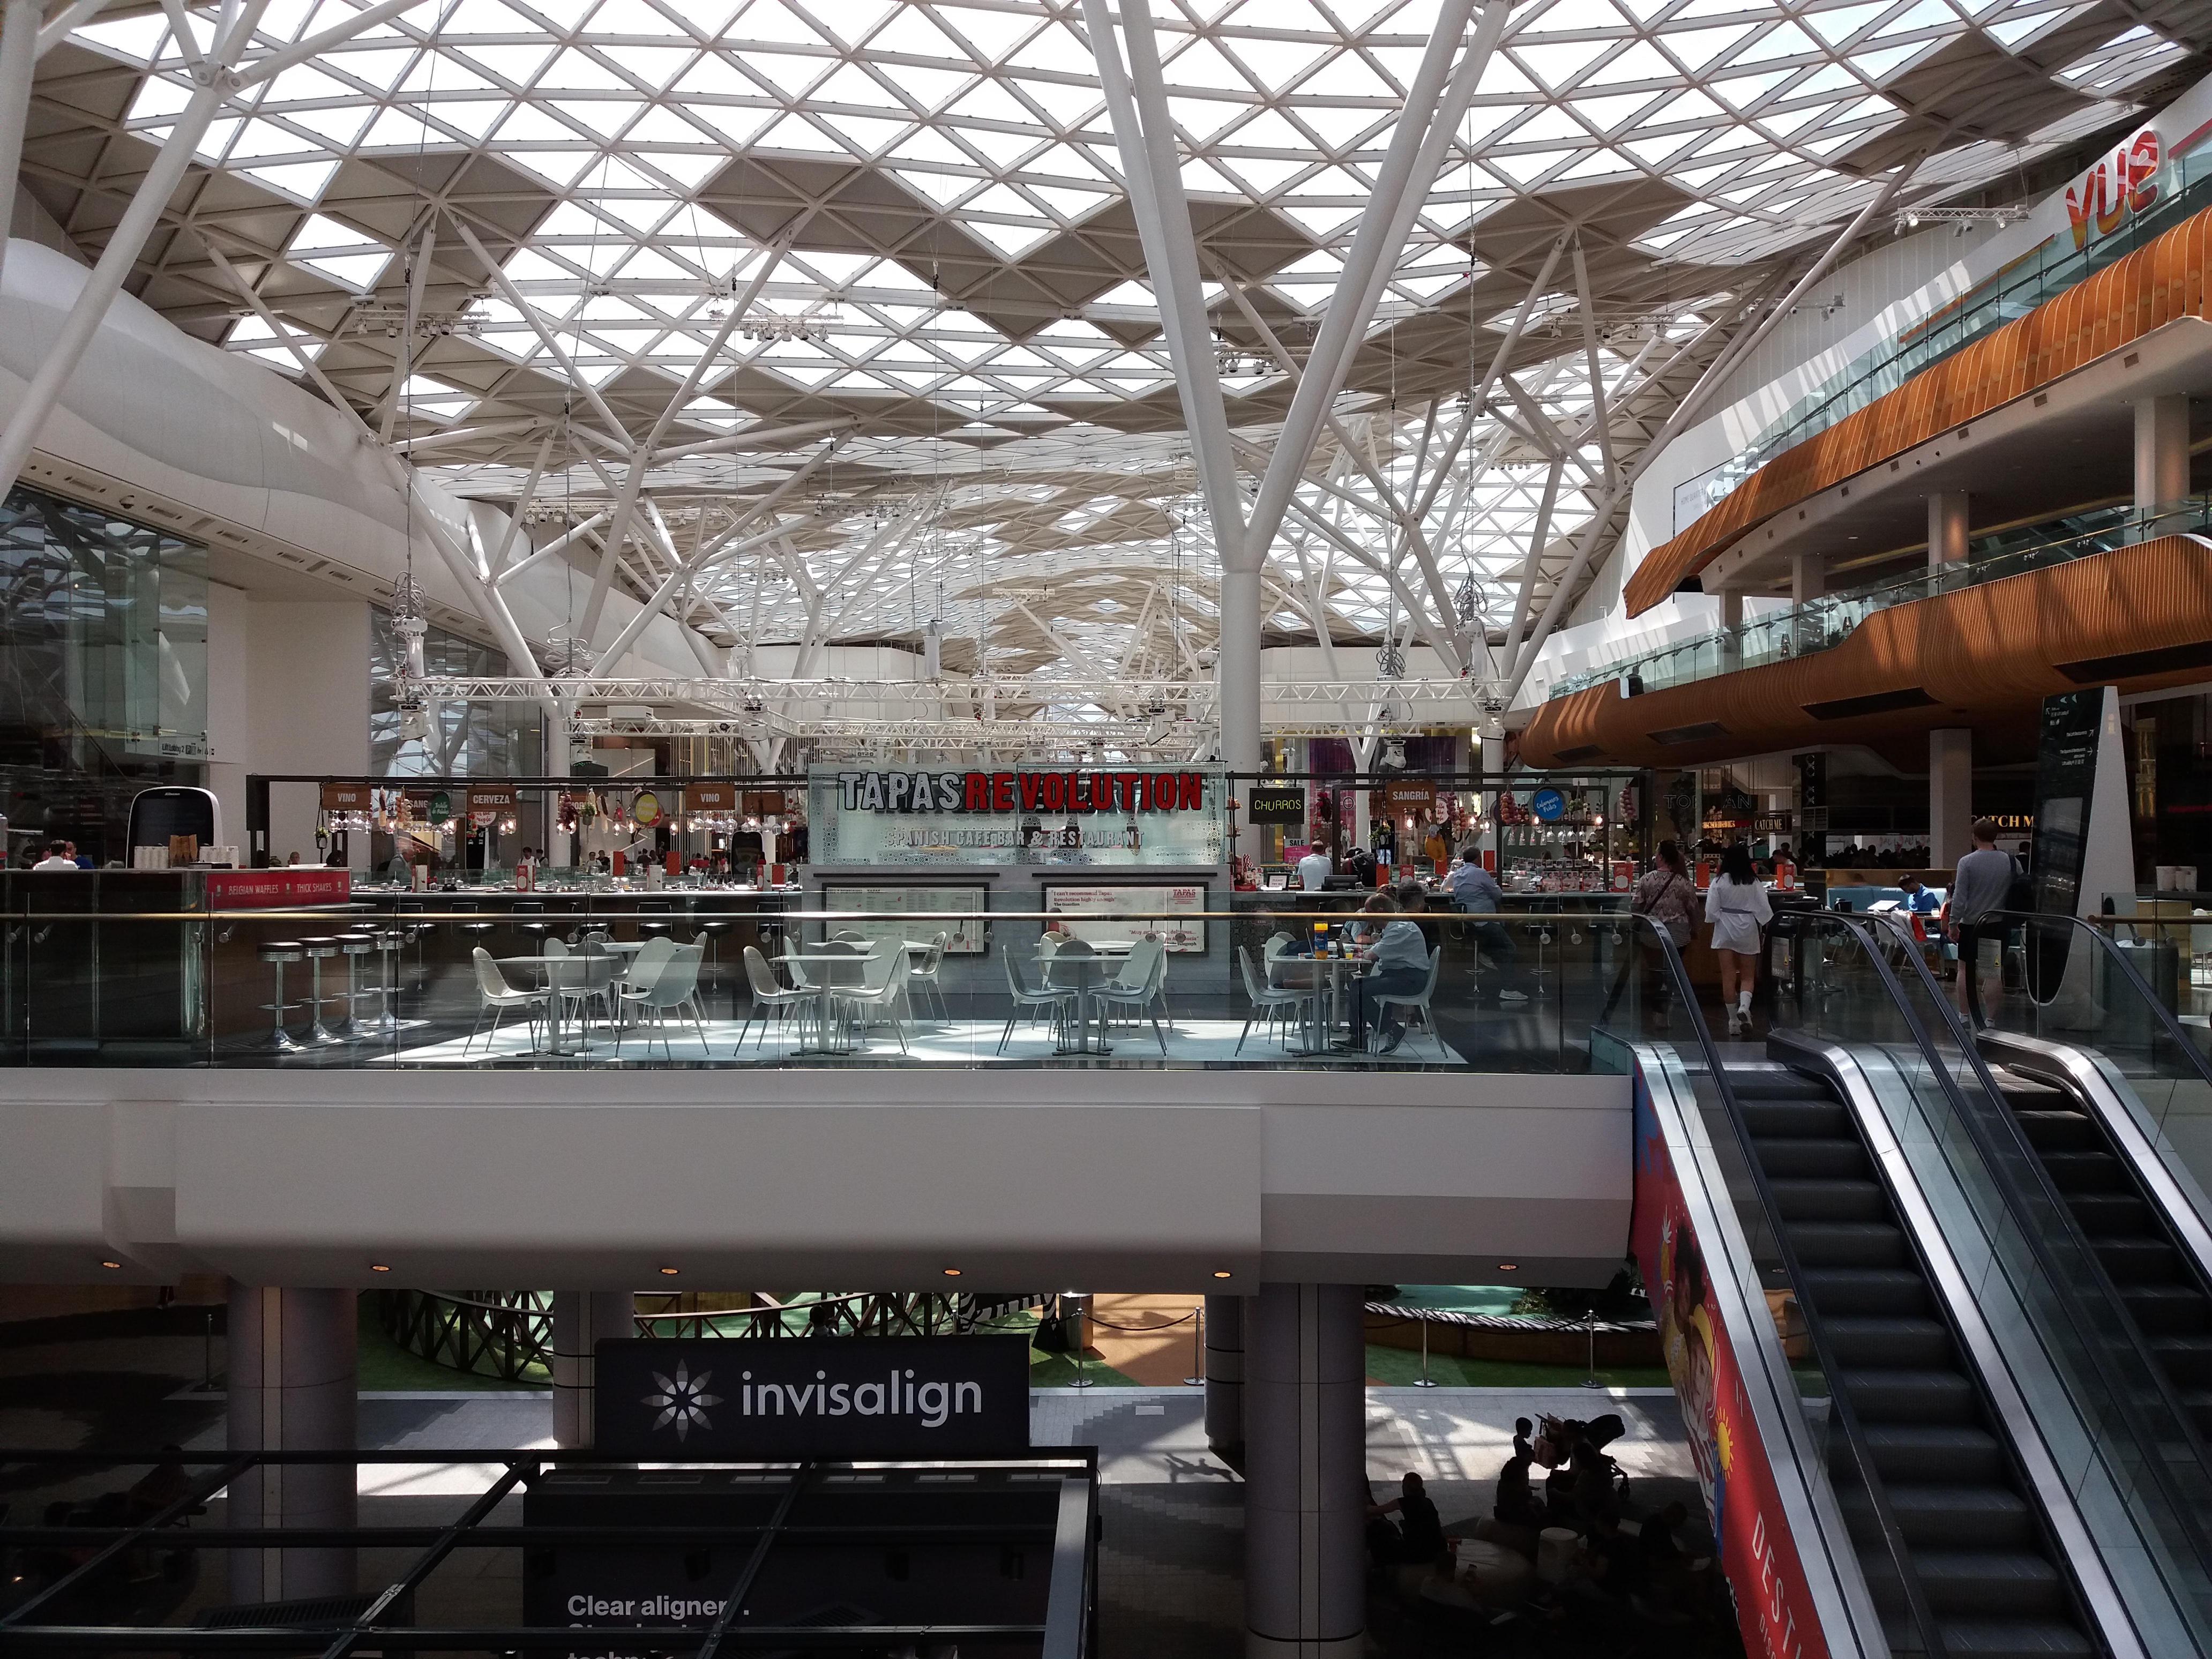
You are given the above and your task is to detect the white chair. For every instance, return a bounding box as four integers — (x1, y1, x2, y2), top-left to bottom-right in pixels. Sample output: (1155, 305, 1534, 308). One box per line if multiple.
(466, 947, 548, 1056)
(778, 941, 812, 990)
(617, 942, 706, 1059)
(1262, 931, 1294, 959)
(552, 937, 619, 1038)
(1096, 938, 1169, 1055)
(834, 939, 910, 1054)
(998, 948, 1074, 1054)
(908, 930, 950, 1021)
(1236, 944, 1316, 1056)
(622, 935, 679, 1008)
(1372, 948, 1446, 1059)
(738, 945, 816, 1052)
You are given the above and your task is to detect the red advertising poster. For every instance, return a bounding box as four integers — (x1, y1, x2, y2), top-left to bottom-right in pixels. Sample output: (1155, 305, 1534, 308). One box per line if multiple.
(205, 869, 350, 909)
(1631, 1064, 1829, 1659)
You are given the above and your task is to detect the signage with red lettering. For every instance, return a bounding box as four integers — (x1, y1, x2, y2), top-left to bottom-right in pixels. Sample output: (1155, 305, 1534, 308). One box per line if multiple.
(205, 869, 350, 909)
(2064, 125, 2162, 249)
(835, 769, 1209, 814)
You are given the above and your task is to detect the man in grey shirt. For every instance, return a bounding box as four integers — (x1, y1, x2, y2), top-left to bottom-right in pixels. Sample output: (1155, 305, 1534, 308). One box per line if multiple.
(1949, 817, 2019, 1025)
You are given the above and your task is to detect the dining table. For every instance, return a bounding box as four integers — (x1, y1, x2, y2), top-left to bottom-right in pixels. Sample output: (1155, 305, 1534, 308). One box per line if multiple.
(494, 954, 593, 1057)
(784, 950, 872, 1054)
(1268, 949, 1365, 1056)
(1037, 950, 1124, 1055)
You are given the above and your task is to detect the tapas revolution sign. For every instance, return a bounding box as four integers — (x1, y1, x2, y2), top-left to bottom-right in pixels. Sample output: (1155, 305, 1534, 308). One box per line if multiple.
(809, 762, 1226, 868)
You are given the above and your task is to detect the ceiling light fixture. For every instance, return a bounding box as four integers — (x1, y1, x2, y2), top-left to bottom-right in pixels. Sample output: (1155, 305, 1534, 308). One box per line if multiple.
(1212, 1270, 1232, 1279)
(942, 1267, 962, 1276)
(99, 1260, 122, 1269)
(659, 1266, 680, 1276)
(370, 1264, 391, 1273)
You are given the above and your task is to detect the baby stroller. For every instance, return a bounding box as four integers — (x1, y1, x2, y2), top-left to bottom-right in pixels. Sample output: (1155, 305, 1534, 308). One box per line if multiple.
(1536, 1411, 1632, 1513)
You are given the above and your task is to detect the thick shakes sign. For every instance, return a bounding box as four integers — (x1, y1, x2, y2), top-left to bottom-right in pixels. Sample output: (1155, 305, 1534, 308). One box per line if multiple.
(592, 1336, 1032, 1459)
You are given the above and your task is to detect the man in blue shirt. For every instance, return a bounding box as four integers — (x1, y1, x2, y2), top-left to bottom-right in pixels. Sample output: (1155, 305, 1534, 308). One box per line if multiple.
(1447, 849, 1522, 1003)
(1898, 874, 1940, 915)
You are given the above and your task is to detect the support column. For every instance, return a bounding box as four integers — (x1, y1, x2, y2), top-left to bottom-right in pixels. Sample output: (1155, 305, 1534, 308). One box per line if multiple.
(1930, 728, 1973, 871)
(1218, 564, 1263, 774)
(1927, 490, 1970, 567)
(1790, 555, 1826, 656)
(1202, 1292, 1244, 1466)
(226, 1285, 357, 1604)
(1244, 1283, 1365, 1659)
(551, 1291, 637, 1449)
(2136, 395, 2191, 528)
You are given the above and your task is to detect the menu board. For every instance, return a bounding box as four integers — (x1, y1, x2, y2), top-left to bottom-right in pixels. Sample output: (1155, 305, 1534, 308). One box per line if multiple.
(1043, 883, 1207, 952)
(818, 884, 987, 954)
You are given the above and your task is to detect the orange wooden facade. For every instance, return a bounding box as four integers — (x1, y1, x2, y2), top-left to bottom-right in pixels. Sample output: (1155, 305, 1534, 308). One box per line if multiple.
(1526, 532, 2212, 768)
(1621, 201, 2212, 617)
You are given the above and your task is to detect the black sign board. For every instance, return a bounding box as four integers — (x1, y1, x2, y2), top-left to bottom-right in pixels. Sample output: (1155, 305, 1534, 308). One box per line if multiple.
(1793, 752, 1826, 811)
(592, 1336, 1032, 1460)
(2026, 689, 2103, 993)
(1247, 788, 1307, 826)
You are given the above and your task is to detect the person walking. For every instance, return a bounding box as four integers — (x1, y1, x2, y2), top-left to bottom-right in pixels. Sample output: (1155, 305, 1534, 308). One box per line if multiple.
(1706, 842, 1772, 1036)
(1627, 842, 1698, 1030)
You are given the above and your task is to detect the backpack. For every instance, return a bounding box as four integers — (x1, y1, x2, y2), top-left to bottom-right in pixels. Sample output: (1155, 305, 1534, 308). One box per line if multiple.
(2003, 854, 2035, 915)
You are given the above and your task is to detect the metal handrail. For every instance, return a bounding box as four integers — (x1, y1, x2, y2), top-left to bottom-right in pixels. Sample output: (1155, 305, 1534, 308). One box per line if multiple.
(1827, 915, 2212, 1628)
(1628, 917, 1947, 1657)
(1980, 908, 2212, 1092)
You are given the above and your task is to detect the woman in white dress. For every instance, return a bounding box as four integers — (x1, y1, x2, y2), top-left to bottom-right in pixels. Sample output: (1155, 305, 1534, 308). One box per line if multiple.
(1705, 841, 1772, 1036)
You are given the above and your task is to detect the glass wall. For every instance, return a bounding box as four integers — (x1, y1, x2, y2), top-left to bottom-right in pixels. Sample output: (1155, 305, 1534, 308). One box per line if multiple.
(0, 483, 207, 865)
(368, 606, 543, 778)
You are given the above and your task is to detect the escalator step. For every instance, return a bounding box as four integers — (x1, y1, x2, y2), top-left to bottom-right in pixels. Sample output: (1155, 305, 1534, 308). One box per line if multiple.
(1824, 1316, 1954, 1368)
(1859, 1422, 2008, 1484)
(1786, 1220, 1911, 1268)
(1742, 1102, 1850, 1138)
(2120, 1283, 2212, 1333)
(2150, 1333, 2212, 1382)
(2064, 1192, 2153, 1233)
(2092, 1237, 2182, 1280)
(1925, 1618, 2094, 1657)
(1769, 1177, 1892, 1222)
(1724, 1067, 1835, 1101)
(1800, 1267, 1934, 1316)
(1911, 1549, 2072, 1617)
(1756, 1137, 1871, 1179)
(2011, 1108, 2101, 1152)
(2036, 1149, 2126, 1192)
(1881, 1483, 2035, 1547)
(1842, 1367, 1982, 1423)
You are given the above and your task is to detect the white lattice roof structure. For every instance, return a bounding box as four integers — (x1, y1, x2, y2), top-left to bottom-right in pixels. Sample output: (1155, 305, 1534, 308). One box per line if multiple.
(22, 0, 2208, 694)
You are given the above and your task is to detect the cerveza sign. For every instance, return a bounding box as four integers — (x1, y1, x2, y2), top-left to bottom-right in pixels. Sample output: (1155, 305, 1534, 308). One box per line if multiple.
(835, 767, 1210, 814)
(592, 1335, 1032, 1459)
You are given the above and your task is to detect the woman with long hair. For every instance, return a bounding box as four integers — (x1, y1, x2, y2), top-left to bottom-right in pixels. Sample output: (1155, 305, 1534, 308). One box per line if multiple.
(1626, 841, 1698, 1031)
(1706, 841, 1772, 1035)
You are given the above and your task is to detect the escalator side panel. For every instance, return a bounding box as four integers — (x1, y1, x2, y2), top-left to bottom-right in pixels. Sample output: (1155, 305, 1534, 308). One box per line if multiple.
(1627, 1042, 1887, 1659)
(1778, 1035, 2156, 1659)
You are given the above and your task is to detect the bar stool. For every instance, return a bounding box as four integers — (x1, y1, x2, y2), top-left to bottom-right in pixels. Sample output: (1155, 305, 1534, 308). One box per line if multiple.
(513, 899, 550, 947)
(335, 932, 378, 1039)
(353, 931, 404, 1034)
(637, 900, 675, 941)
(299, 937, 347, 1044)
(693, 918, 734, 1015)
(258, 940, 305, 1053)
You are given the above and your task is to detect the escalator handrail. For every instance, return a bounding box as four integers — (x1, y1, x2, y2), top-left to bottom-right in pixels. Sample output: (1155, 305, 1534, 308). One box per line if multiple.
(1981, 908, 2212, 1092)
(1627, 917, 1949, 1658)
(1816, 914, 2212, 1608)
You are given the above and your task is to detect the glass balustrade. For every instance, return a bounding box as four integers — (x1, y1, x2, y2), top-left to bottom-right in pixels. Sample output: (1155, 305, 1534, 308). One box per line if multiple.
(0, 883, 1702, 1072)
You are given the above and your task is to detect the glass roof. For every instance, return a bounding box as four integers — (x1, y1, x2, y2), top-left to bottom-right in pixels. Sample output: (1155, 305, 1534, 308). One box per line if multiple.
(51, 0, 2183, 679)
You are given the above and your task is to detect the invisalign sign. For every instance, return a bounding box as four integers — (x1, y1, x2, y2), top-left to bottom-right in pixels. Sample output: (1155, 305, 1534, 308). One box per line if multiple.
(592, 1335, 1033, 1459)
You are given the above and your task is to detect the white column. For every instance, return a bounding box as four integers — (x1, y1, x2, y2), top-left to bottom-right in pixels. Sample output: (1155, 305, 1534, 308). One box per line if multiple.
(551, 1291, 636, 1448)
(1244, 1283, 1365, 1659)
(1927, 490, 1970, 566)
(226, 1284, 357, 1604)
(1791, 555, 1825, 656)
(1219, 565, 1264, 774)
(1930, 728, 1972, 871)
(1202, 1292, 1244, 1461)
(2136, 394, 2191, 525)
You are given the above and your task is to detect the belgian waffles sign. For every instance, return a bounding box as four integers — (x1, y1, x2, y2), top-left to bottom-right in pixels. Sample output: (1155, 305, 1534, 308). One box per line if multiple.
(836, 768, 1209, 814)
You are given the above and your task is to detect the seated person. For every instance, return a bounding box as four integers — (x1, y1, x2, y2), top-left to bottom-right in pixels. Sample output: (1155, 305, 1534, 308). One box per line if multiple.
(1897, 873, 1940, 914)
(1367, 1470, 1446, 1566)
(1395, 881, 1443, 952)
(1494, 1452, 1545, 1530)
(1336, 893, 1431, 1055)
(1512, 1415, 1536, 1463)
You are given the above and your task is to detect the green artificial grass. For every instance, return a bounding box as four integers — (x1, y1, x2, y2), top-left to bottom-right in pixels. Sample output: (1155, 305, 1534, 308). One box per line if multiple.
(976, 1307, 1148, 1387)
(1363, 1343, 1673, 1390)
(356, 1294, 550, 1392)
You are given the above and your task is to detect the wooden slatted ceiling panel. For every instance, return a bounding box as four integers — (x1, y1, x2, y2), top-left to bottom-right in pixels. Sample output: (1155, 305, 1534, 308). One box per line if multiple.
(1623, 204, 2212, 617)
(1528, 533, 2212, 767)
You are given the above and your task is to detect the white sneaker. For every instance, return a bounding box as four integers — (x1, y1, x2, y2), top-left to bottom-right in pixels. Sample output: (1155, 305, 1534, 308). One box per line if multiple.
(1725, 1013, 1741, 1036)
(1499, 989, 1528, 1004)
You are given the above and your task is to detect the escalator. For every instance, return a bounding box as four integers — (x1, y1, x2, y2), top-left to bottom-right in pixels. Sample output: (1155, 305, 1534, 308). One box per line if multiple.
(1725, 1058, 2092, 1657)
(1981, 1057, 2212, 1439)
(1619, 911, 2212, 1659)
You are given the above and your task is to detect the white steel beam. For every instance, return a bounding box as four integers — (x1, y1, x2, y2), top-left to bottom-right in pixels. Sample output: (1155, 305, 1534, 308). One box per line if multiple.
(0, 0, 41, 302)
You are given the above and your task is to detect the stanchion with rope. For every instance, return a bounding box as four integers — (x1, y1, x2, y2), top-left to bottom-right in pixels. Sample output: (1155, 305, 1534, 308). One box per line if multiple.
(1413, 1311, 1439, 1388)
(1184, 1302, 1204, 1387)
(1582, 1306, 1602, 1389)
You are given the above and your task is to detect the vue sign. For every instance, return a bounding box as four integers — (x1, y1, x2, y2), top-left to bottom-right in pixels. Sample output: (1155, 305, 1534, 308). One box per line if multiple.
(2066, 126, 2161, 249)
